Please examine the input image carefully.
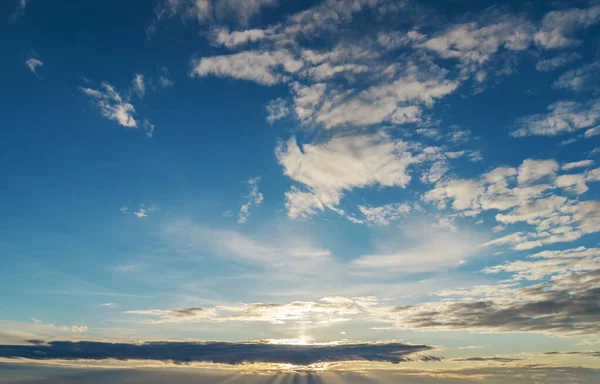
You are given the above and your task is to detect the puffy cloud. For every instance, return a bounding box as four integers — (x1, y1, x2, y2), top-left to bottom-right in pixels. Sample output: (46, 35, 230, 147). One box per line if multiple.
(238, 176, 263, 223)
(517, 159, 558, 185)
(421, 17, 534, 66)
(276, 134, 417, 218)
(214, 28, 267, 48)
(556, 174, 588, 194)
(511, 99, 600, 137)
(25, 57, 43, 76)
(534, 5, 600, 49)
(535, 53, 581, 72)
(484, 199, 600, 250)
(423, 156, 600, 250)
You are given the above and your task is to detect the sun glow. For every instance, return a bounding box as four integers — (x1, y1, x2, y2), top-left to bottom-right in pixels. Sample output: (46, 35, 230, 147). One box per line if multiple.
(265, 338, 312, 345)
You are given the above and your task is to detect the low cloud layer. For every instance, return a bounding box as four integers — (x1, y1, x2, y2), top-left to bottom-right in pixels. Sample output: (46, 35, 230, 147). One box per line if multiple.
(0, 340, 433, 365)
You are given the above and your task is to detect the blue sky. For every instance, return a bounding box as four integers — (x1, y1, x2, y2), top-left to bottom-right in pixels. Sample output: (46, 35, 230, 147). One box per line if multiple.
(2, 0, 600, 381)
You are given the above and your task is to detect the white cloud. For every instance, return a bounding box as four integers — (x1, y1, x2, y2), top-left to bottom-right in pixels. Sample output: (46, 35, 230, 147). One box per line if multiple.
(238, 176, 264, 223)
(277, 134, 417, 218)
(517, 159, 559, 186)
(265, 98, 289, 124)
(351, 223, 484, 273)
(151, 0, 279, 30)
(100, 303, 119, 308)
(556, 174, 589, 194)
(121, 204, 156, 218)
(534, 5, 600, 49)
(484, 198, 600, 251)
(214, 28, 267, 48)
(484, 246, 600, 281)
(191, 50, 303, 86)
(126, 297, 372, 325)
(585, 126, 600, 138)
(30, 317, 42, 324)
(70, 325, 88, 333)
(81, 82, 138, 128)
(132, 74, 145, 98)
(134, 207, 153, 218)
(358, 203, 411, 225)
(553, 60, 600, 92)
(563, 160, 594, 171)
(25, 57, 43, 76)
(511, 99, 600, 137)
(535, 53, 581, 72)
(421, 17, 534, 67)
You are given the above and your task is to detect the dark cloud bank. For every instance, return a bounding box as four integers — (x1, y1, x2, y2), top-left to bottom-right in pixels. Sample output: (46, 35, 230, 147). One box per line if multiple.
(0, 340, 435, 365)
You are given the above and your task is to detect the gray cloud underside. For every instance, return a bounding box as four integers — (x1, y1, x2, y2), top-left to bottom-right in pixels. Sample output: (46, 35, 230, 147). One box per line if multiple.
(390, 270, 600, 336)
(0, 341, 433, 365)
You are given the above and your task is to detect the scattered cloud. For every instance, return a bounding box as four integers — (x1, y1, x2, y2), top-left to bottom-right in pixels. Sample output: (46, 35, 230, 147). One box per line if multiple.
(423, 157, 600, 250)
(81, 80, 156, 136)
(563, 160, 594, 171)
(81, 83, 138, 128)
(358, 203, 411, 225)
(511, 99, 600, 137)
(238, 177, 263, 223)
(535, 53, 581, 72)
(121, 204, 157, 218)
(25, 57, 43, 76)
(534, 5, 600, 49)
(265, 98, 289, 124)
(131, 74, 145, 98)
(553, 60, 600, 92)
(158, 67, 174, 88)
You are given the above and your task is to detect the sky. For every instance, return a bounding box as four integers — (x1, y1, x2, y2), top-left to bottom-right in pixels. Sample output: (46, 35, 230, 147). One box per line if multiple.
(1, 0, 600, 382)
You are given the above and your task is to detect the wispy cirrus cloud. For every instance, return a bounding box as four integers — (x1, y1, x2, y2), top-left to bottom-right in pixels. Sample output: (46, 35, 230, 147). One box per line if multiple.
(81, 81, 155, 137)
(238, 177, 263, 223)
(25, 57, 43, 76)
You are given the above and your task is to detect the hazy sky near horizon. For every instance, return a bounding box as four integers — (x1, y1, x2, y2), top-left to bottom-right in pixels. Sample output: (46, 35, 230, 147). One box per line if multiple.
(2, 0, 600, 381)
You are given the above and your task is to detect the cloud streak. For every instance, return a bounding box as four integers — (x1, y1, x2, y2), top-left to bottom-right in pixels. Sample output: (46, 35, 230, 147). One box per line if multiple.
(0, 340, 433, 365)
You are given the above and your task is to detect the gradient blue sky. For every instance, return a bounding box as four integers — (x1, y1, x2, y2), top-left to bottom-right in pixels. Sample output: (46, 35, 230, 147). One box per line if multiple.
(2, 0, 600, 381)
